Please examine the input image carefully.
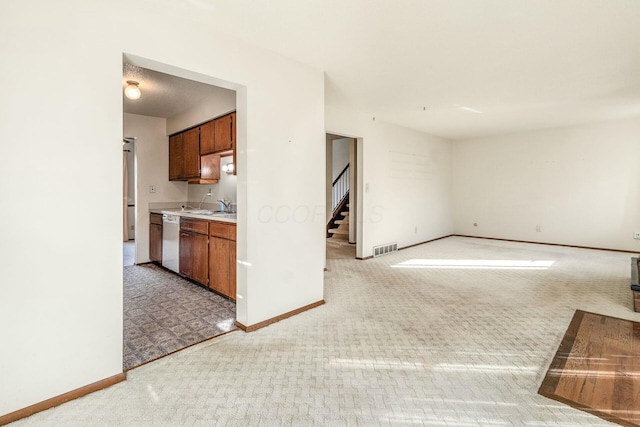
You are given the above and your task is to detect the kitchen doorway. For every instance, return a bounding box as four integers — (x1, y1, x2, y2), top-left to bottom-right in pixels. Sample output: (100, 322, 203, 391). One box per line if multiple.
(121, 57, 239, 371)
(123, 137, 136, 266)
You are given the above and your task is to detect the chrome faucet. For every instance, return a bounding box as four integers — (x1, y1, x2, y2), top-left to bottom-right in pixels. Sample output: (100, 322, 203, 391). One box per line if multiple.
(217, 199, 232, 212)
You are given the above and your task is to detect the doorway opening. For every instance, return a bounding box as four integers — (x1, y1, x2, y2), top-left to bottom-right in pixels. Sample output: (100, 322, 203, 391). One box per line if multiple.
(326, 133, 361, 260)
(121, 55, 240, 370)
(123, 137, 136, 267)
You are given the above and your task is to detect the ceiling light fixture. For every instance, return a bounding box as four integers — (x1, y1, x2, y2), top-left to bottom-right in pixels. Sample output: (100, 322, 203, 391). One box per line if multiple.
(124, 81, 141, 100)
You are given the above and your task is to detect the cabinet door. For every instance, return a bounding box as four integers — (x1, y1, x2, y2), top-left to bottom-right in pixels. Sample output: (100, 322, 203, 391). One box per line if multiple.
(183, 127, 200, 178)
(199, 121, 215, 155)
(214, 114, 233, 153)
(209, 236, 230, 296)
(179, 231, 192, 278)
(149, 223, 162, 263)
(169, 134, 184, 181)
(191, 233, 209, 286)
(229, 240, 236, 300)
(200, 154, 220, 181)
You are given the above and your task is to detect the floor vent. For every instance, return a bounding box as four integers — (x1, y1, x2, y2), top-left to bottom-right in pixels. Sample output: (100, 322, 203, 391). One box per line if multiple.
(373, 242, 398, 257)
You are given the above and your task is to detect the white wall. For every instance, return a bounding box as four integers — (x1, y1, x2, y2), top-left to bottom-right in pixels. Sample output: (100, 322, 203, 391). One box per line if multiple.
(0, 0, 324, 417)
(332, 137, 350, 181)
(325, 101, 454, 258)
(124, 113, 188, 263)
(452, 117, 640, 251)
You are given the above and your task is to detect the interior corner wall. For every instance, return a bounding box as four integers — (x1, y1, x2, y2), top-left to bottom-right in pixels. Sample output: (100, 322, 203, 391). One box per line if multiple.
(325, 103, 454, 258)
(1, 0, 324, 417)
(166, 90, 236, 135)
(124, 113, 187, 263)
(452, 117, 640, 251)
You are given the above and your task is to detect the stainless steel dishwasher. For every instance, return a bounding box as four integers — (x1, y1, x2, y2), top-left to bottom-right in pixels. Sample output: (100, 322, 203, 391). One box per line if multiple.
(161, 214, 180, 273)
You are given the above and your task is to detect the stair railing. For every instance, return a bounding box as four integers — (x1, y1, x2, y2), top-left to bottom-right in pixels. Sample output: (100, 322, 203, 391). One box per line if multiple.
(332, 164, 350, 213)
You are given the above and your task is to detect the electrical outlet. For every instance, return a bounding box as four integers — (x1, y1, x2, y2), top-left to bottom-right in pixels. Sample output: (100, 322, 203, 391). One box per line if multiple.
(634, 232, 640, 239)
(149, 185, 156, 194)
(536, 225, 542, 232)
(414, 226, 418, 233)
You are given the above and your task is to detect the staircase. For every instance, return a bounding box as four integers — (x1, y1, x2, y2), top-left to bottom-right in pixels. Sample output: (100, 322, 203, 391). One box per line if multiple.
(328, 203, 350, 244)
(327, 163, 352, 245)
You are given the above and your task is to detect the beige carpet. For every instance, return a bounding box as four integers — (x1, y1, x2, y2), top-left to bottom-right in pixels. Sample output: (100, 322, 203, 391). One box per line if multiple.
(12, 236, 636, 426)
(326, 238, 356, 259)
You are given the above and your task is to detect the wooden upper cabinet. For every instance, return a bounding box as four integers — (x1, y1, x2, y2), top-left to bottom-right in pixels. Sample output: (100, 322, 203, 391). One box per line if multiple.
(231, 112, 236, 147)
(169, 111, 236, 181)
(200, 154, 220, 182)
(231, 112, 237, 175)
(199, 120, 215, 155)
(169, 134, 184, 181)
(214, 114, 233, 153)
(183, 127, 200, 178)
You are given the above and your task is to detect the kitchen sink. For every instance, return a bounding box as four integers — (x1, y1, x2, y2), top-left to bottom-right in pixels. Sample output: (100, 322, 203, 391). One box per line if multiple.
(183, 209, 235, 219)
(184, 209, 214, 215)
(212, 213, 237, 219)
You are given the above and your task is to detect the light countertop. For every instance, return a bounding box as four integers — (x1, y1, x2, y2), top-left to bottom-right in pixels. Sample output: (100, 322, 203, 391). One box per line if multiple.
(150, 208, 237, 224)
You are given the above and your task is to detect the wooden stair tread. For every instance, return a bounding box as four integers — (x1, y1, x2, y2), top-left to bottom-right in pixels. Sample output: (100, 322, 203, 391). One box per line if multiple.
(328, 228, 349, 234)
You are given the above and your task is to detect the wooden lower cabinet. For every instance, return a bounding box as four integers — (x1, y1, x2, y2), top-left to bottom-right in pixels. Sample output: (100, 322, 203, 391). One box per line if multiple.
(208, 222, 237, 300)
(150, 224, 162, 263)
(209, 237, 230, 296)
(190, 233, 209, 285)
(179, 231, 192, 278)
(149, 213, 163, 264)
(180, 229, 209, 286)
(177, 218, 236, 299)
(229, 240, 236, 300)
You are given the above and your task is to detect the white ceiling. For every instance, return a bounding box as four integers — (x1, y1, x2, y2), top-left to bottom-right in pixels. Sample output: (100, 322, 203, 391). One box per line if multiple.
(136, 0, 640, 140)
(123, 63, 235, 118)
